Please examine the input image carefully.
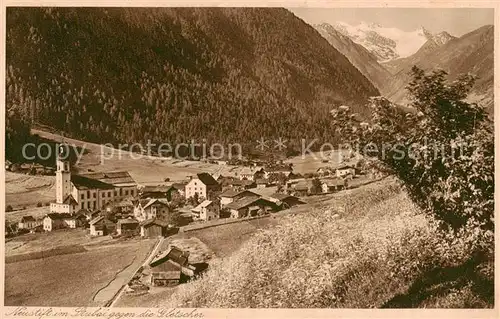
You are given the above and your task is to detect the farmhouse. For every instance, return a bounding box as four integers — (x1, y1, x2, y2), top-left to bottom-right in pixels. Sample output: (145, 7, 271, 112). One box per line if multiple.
(225, 197, 277, 218)
(140, 185, 175, 200)
(150, 246, 201, 277)
(292, 181, 312, 197)
(89, 216, 116, 236)
(185, 173, 221, 200)
(191, 200, 220, 221)
(114, 198, 135, 214)
(223, 178, 256, 190)
(264, 164, 293, 177)
(5, 159, 12, 170)
(116, 218, 139, 235)
(268, 193, 304, 209)
(255, 178, 270, 188)
(235, 166, 265, 181)
(43, 213, 78, 231)
(134, 198, 170, 222)
(336, 165, 356, 178)
(18, 216, 37, 230)
(140, 219, 170, 238)
(317, 167, 335, 177)
(321, 178, 347, 193)
(150, 260, 182, 287)
(219, 189, 259, 207)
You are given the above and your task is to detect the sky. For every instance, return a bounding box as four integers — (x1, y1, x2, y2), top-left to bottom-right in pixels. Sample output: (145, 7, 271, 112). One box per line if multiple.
(288, 8, 494, 37)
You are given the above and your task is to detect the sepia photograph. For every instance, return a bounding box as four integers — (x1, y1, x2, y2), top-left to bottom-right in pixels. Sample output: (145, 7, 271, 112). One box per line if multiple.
(1, 3, 497, 316)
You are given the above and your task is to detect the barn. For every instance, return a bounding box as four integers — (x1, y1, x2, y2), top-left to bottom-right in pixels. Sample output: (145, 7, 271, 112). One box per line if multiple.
(140, 219, 169, 238)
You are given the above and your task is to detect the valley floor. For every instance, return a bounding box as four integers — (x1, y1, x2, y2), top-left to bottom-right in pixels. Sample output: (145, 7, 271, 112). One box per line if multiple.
(4, 229, 156, 307)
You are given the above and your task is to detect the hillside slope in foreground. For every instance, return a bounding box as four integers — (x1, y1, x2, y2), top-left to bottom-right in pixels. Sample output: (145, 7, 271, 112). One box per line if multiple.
(158, 180, 493, 308)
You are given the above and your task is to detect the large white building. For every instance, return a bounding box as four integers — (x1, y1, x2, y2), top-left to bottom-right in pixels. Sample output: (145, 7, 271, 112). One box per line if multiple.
(49, 147, 137, 215)
(185, 173, 221, 200)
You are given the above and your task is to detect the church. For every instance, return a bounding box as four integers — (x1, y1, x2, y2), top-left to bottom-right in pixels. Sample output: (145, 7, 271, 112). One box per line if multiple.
(49, 145, 138, 215)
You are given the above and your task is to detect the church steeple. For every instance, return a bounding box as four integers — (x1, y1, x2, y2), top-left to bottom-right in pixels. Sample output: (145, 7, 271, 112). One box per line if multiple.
(56, 143, 71, 203)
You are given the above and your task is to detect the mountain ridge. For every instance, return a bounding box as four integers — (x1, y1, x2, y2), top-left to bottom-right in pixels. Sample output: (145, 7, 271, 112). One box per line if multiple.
(331, 21, 455, 62)
(381, 24, 494, 108)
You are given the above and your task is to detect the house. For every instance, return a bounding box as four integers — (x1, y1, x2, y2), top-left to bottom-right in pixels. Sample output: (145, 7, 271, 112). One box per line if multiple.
(149, 246, 196, 286)
(191, 200, 220, 221)
(255, 178, 270, 188)
(150, 260, 182, 287)
(140, 185, 175, 200)
(150, 246, 200, 277)
(43, 213, 75, 231)
(316, 167, 335, 177)
(225, 197, 277, 218)
(5, 159, 12, 171)
(264, 164, 293, 178)
(134, 198, 170, 222)
(114, 198, 135, 214)
(226, 178, 256, 190)
(116, 218, 139, 235)
(74, 212, 88, 227)
(219, 189, 259, 207)
(268, 193, 304, 209)
(89, 216, 116, 236)
(236, 167, 257, 180)
(185, 173, 221, 200)
(140, 219, 170, 238)
(321, 178, 347, 193)
(336, 165, 356, 178)
(18, 216, 37, 230)
(292, 180, 312, 197)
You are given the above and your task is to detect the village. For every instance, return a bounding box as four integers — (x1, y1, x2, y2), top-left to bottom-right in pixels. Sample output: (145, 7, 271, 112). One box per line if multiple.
(5, 144, 378, 301)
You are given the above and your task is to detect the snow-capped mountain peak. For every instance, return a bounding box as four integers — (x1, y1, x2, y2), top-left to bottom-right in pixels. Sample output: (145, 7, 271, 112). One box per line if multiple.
(329, 21, 450, 62)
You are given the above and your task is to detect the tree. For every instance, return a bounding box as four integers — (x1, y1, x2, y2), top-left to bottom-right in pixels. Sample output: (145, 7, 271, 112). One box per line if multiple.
(170, 191, 186, 209)
(331, 66, 493, 231)
(165, 209, 183, 227)
(311, 178, 322, 195)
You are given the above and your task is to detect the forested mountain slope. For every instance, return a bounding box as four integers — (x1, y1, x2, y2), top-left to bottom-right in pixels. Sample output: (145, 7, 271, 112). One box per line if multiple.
(6, 8, 379, 148)
(314, 23, 391, 91)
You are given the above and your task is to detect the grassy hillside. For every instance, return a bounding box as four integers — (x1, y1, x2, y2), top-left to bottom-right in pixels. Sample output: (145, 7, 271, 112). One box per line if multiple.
(6, 8, 379, 150)
(160, 180, 493, 308)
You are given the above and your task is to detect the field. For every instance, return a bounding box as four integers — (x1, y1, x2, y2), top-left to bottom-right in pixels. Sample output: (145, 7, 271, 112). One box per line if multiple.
(5, 172, 56, 210)
(4, 240, 155, 307)
(4, 226, 157, 307)
(5, 228, 111, 257)
(32, 129, 240, 183)
(5, 206, 50, 224)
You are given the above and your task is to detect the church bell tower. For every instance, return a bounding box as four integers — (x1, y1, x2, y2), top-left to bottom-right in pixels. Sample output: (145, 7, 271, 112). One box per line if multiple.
(56, 144, 71, 203)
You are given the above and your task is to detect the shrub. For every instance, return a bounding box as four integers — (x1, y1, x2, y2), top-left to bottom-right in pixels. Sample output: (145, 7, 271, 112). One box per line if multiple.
(6, 205, 13, 212)
(37, 202, 43, 207)
(331, 67, 493, 231)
